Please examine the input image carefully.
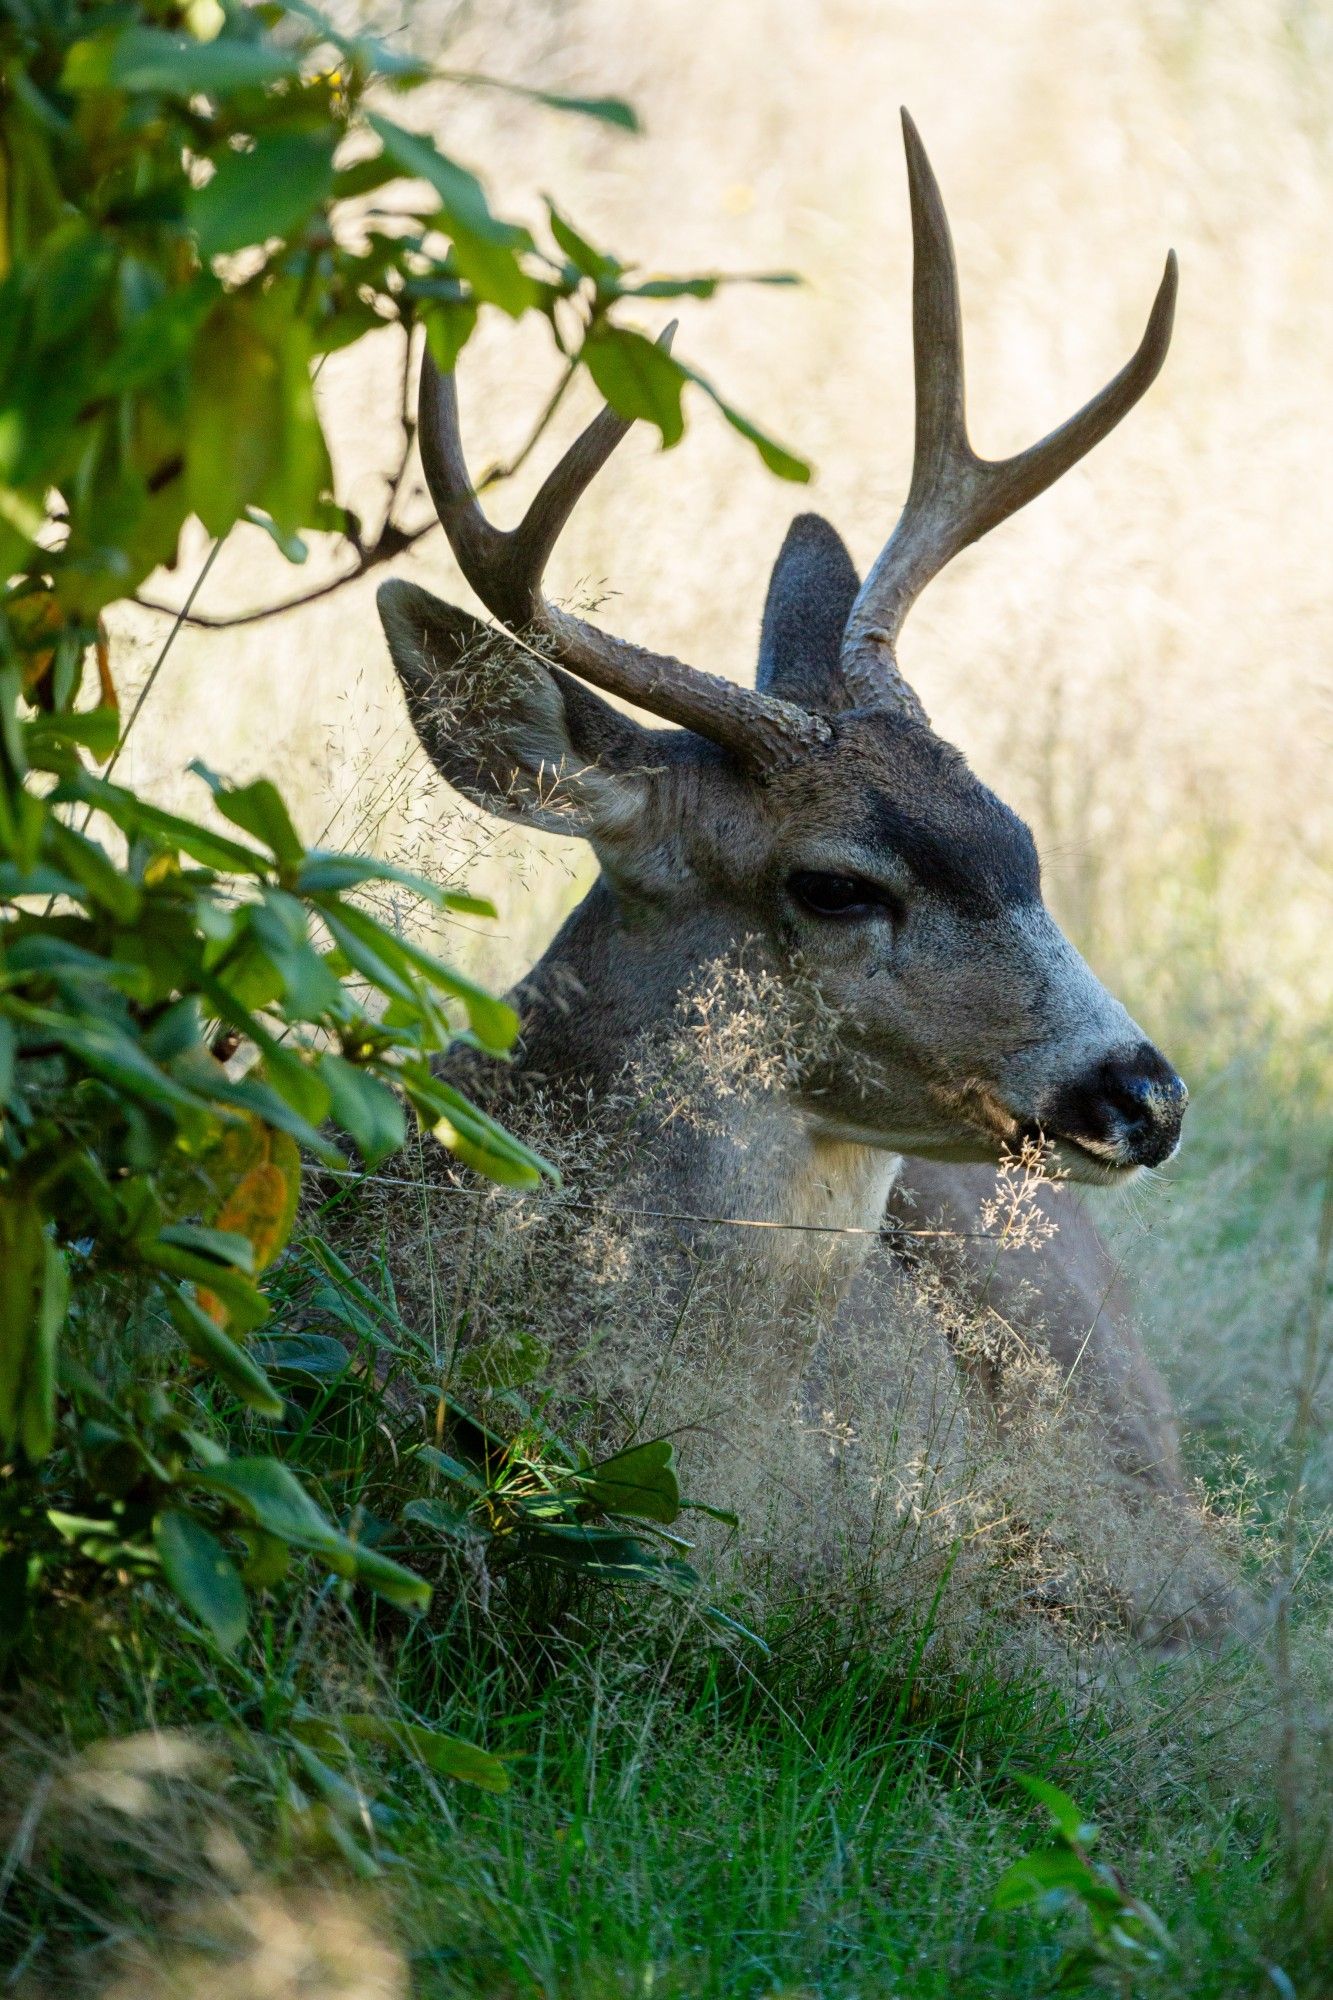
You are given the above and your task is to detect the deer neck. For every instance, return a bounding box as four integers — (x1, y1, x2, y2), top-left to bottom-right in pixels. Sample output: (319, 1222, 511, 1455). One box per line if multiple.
(506, 877, 903, 1278)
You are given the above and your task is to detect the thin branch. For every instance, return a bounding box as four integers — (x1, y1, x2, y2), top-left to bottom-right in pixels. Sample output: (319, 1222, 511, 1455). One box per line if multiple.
(131, 518, 436, 631)
(62, 535, 226, 859)
(382, 325, 419, 523)
(477, 356, 579, 495)
(316, 1165, 1003, 1241)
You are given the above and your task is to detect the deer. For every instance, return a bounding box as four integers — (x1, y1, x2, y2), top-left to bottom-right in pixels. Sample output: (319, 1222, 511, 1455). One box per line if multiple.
(374, 113, 1240, 1642)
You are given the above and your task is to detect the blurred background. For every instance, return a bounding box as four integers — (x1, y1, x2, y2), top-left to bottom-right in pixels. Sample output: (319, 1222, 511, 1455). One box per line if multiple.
(111, 0, 1331, 1471)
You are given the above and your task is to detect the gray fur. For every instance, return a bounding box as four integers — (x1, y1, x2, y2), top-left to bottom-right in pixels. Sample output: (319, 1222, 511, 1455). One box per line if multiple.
(376, 527, 1218, 1634)
(757, 513, 861, 711)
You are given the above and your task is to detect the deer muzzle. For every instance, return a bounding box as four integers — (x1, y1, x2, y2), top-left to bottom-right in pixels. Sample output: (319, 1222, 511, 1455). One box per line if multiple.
(1033, 1042, 1188, 1173)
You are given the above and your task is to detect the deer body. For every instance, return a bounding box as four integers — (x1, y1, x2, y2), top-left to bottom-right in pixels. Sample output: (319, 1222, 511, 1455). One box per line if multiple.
(376, 115, 1237, 1636)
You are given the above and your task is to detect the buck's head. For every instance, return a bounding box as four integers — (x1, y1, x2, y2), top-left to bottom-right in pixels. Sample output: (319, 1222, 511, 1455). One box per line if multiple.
(380, 113, 1187, 1184)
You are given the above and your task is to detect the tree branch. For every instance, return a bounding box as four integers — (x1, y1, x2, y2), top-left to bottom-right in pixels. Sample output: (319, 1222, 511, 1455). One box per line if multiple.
(132, 518, 437, 631)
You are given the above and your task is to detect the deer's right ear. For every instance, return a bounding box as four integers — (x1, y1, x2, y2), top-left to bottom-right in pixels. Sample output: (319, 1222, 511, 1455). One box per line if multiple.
(757, 513, 861, 712)
(378, 578, 653, 838)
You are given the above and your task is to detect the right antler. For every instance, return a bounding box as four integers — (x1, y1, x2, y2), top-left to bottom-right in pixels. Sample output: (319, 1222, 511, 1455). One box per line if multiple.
(840, 111, 1177, 706)
(417, 343, 830, 772)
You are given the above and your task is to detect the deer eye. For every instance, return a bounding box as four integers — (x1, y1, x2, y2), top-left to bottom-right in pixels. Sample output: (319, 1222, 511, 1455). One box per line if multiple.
(788, 870, 903, 923)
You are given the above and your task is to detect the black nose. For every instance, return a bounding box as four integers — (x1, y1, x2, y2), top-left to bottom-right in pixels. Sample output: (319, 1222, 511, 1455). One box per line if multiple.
(1045, 1042, 1188, 1169)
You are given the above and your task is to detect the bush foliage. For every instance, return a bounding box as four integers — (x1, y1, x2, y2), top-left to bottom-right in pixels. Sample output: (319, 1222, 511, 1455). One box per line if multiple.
(0, 0, 802, 1663)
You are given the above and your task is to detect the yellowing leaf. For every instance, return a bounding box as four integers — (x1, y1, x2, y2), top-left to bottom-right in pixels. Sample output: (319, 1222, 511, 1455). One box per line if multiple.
(214, 1159, 297, 1277)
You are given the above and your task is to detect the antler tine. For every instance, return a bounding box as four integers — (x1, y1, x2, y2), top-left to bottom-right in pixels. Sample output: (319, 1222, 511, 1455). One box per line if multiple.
(417, 337, 829, 771)
(841, 109, 1177, 703)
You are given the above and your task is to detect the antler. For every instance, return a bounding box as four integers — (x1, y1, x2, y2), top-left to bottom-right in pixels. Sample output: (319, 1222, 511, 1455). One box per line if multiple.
(416, 339, 830, 771)
(841, 110, 1177, 706)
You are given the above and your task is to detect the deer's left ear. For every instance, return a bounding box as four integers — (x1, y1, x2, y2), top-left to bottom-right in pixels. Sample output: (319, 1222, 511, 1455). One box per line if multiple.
(756, 513, 861, 712)
(378, 578, 654, 839)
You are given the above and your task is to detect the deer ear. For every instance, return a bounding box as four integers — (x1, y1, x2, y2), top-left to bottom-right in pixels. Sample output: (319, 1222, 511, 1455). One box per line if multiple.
(378, 578, 653, 838)
(756, 513, 861, 712)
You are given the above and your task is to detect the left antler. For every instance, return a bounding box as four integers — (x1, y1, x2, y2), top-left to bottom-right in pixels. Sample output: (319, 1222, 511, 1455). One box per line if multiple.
(841, 110, 1177, 705)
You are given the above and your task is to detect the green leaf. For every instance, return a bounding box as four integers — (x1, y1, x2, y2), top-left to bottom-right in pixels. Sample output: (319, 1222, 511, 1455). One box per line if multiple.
(62, 26, 303, 97)
(581, 1437, 681, 1524)
(624, 270, 801, 300)
(365, 114, 528, 250)
(315, 899, 516, 1049)
(314, 901, 420, 1010)
(402, 1496, 481, 1542)
(26, 707, 120, 761)
(250, 1332, 350, 1385)
(59, 773, 269, 872)
(700, 385, 811, 483)
(580, 329, 809, 478)
(26, 220, 117, 352)
(286, 1738, 385, 1837)
(338, 1713, 509, 1793)
(335, 1541, 433, 1611)
(989, 1848, 1122, 1917)
(96, 274, 220, 395)
(0, 1199, 51, 1455)
(547, 204, 621, 286)
(192, 1456, 346, 1542)
(624, 275, 719, 301)
(3, 935, 151, 1002)
(165, 1290, 284, 1419)
(331, 149, 403, 201)
(522, 1520, 670, 1579)
(159, 1223, 256, 1272)
(367, 113, 538, 317)
(1015, 1775, 1099, 1848)
(44, 821, 143, 922)
(6, 1001, 216, 1131)
(0, 1203, 37, 1442)
(141, 1242, 270, 1334)
(244, 507, 308, 564)
(421, 298, 479, 375)
(185, 296, 332, 539)
(0, 1017, 14, 1104)
(20, 1235, 67, 1460)
(174, 1054, 345, 1169)
(190, 130, 336, 259)
(702, 1602, 769, 1650)
(583, 324, 687, 446)
(191, 1459, 429, 1609)
(238, 894, 343, 1018)
(525, 90, 638, 130)
(155, 1508, 248, 1652)
(405, 1071, 553, 1188)
(296, 851, 494, 915)
(319, 1054, 406, 1169)
(454, 1330, 548, 1393)
(446, 75, 639, 131)
(412, 1445, 485, 1490)
(238, 1527, 290, 1587)
(191, 765, 305, 868)
(679, 1497, 740, 1527)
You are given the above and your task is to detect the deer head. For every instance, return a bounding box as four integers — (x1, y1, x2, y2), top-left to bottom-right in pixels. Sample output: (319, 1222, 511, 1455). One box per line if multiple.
(379, 112, 1187, 1184)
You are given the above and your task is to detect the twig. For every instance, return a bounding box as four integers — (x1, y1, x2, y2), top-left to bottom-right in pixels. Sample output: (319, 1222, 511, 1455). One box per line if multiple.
(316, 1165, 1003, 1242)
(61, 535, 227, 862)
(109, 538, 225, 774)
(476, 357, 579, 493)
(131, 518, 436, 631)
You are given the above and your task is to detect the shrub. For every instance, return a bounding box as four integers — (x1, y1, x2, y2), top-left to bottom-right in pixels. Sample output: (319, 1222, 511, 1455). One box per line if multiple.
(0, 0, 804, 1656)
